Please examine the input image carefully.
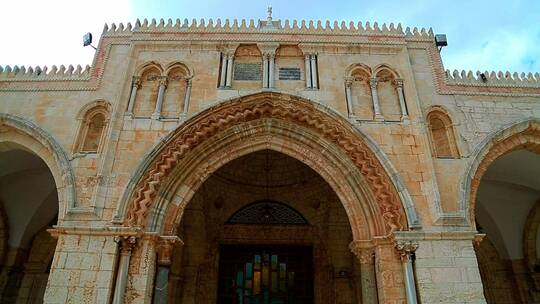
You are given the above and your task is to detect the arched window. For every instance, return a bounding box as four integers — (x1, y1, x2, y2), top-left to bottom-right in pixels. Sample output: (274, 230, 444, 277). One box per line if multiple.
(345, 64, 373, 120)
(162, 63, 191, 118)
(427, 109, 459, 158)
(227, 201, 308, 225)
(232, 44, 263, 90)
(375, 67, 401, 121)
(133, 65, 162, 117)
(75, 101, 110, 153)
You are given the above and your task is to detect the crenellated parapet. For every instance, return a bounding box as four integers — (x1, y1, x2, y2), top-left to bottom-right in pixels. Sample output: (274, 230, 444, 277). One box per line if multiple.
(0, 64, 91, 81)
(445, 69, 540, 88)
(100, 18, 434, 40)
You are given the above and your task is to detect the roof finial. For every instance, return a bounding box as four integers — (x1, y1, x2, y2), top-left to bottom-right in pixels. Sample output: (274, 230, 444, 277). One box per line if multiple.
(267, 5, 273, 23)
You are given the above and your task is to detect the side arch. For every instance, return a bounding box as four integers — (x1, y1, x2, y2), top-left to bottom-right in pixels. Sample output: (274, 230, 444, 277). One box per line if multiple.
(0, 113, 76, 219)
(116, 92, 418, 237)
(461, 118, 540, 224)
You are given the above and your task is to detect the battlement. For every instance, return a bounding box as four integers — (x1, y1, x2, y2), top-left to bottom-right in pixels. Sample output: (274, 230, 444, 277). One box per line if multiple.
(100, 18, 434, 39)
(445, 69, 540, 87)
(0, 64, 91, 81)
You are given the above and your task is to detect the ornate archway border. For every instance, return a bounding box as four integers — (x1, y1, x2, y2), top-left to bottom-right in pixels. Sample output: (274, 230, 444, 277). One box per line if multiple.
(463, 119, 540, 224)
(123, 92, 409, 232)
(0, 113, 76, 218)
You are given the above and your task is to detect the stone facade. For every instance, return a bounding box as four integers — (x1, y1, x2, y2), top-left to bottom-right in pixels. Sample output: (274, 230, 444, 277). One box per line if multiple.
(0, 14, 539, 304)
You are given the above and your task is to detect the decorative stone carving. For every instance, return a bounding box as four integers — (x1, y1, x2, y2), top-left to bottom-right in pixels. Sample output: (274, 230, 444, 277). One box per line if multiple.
(124, 92, 407, 233)
(395, 240, 418, 261)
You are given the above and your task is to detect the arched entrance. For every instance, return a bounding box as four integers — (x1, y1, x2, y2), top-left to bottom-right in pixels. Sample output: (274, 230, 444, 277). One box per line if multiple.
(116, 92, 414, 303)
(467, 120, 540, 303)
(168, 150, 357, 303)
(0, 114, 71, 303)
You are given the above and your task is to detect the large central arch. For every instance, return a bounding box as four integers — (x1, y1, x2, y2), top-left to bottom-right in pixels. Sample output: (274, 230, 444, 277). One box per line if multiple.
(118, 92, 413, 239)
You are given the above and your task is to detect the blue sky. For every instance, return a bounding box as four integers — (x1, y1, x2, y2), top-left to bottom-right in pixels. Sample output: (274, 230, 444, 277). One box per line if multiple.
(1, 0, 539, 73)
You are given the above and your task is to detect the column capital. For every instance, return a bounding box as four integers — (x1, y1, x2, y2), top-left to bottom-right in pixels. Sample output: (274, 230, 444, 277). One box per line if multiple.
(349, 240, 376, 264)
(369, 77, 379, 88)
(132, 76, 142, 88)
(395, 78, 404, 88)
(115, 235, 138, 255)
(185, 77, 193, 87)
(395, 240, 419, 261)
(344, 76, 354, 87)
(156, 236, 183, 266)
(158, 76, 168, 88)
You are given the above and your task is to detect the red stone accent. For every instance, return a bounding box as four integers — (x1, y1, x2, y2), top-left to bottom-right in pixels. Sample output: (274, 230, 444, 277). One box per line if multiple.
(124, 92, 408, 233)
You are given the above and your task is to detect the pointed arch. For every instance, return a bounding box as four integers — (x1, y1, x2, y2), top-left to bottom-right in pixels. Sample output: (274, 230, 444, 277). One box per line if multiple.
(116, 92, 417, 240)
(0, 113, 75, 218)
(462, 118, 540, 224)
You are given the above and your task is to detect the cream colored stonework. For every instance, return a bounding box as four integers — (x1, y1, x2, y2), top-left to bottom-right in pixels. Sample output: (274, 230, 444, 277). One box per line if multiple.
(0, 15, 539, 304)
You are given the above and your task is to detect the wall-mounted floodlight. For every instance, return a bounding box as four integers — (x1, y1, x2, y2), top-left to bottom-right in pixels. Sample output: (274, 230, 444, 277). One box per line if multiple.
(83, 32, 97, 50)
(435, 34, 448, 52)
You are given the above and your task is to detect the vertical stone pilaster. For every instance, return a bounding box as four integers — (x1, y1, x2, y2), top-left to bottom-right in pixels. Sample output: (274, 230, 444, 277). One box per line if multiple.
(262, 54, 269, 88)
(310, 54, 318, 89)
(350, 241, 378, 304)
(345, 77, 354, 117)
(268, 53, 275, 88)
(153, 236, 183, 304)
(181, 78, 192, 117)
(225, 53, 234, 87)
(304, 54, 312, 88)
(125, 76, 141, 118)
(370, 77, 384, 121)
(219, 53, 227, 88)
(152, 77, 168, 120)
(395, 79, 409, 121)
(396, 241, 419, 304)
(112, 236, 137, 304)
(373, 240, 407, 303)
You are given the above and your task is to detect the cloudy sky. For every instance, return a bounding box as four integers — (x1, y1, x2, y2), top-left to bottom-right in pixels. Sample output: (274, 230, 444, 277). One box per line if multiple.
(1, 0, 539, 73)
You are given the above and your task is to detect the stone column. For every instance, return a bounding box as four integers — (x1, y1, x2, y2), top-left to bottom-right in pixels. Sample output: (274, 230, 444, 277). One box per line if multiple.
(181, 78, 192, 117)
(396, 241, 419, 304)
(262, 54, 269, 88)
(310, 54, 318, 89)
(125, 76, 141, 118)
(345, 77, 354, 117)
(112, 236, 137, 304)
(152, 77, 168, 120)
(153, 237, 183, 304)
(225, 53, 234, 87)
(304, 54, 312, 88)
(395, 79, 409, 121)
(219, 53, 227, 88)
(350, 242, 378, 304)
(373, 240, 407, 303)
(370, 77, 384, 121)
(268, 53, 275, 88)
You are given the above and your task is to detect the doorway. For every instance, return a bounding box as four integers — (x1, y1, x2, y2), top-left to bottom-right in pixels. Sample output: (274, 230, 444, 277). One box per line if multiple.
(217, 244, 314, 304)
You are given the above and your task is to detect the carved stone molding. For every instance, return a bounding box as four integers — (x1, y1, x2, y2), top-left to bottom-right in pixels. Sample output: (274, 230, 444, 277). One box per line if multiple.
(395, 240, 419, 261)
(124, 92, 407, 233)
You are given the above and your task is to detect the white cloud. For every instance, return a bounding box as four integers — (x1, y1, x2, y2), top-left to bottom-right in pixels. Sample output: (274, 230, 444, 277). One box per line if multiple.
(0, 0, 135, 66)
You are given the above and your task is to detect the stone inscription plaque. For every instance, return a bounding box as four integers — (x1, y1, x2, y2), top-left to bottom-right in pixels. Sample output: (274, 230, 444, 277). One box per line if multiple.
(233, 63, 262, 81)
(279, 68, 301, 80)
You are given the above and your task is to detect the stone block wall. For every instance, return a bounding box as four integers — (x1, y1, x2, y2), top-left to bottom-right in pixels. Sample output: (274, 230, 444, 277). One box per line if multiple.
(44, 234, 118, 303)
(414, 237, 486, 304)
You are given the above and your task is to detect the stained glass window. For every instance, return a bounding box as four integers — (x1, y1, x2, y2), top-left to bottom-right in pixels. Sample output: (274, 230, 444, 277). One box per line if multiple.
(227, 201, 308, 225)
